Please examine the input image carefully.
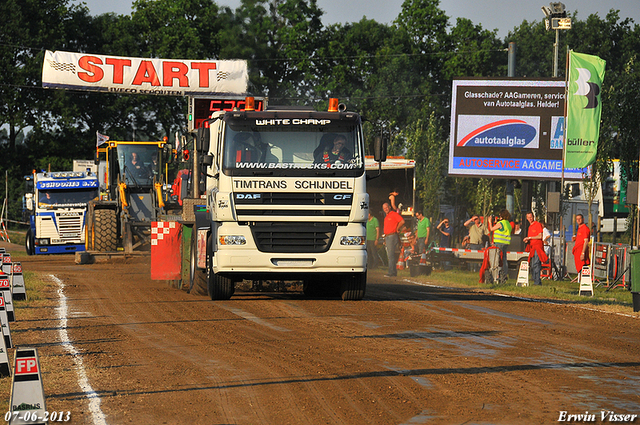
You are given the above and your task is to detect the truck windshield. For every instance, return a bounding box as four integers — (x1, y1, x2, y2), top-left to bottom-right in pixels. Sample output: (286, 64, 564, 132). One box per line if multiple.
(116, 145, 159, 186)
(38, 188, 99, 209)
(222, 118, 364, 177)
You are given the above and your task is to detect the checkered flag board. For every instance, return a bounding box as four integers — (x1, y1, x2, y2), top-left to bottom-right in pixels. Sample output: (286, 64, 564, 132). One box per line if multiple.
(150, 221, 177, 246)
(150, 222, 182, 280)
(46, 59, 76, 74)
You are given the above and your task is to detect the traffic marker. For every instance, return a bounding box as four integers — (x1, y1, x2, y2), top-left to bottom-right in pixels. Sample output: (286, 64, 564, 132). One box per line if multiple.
(2, 253, 11, 274)
(0, 324, 10, 377)
(10, 263, 26, 301)
(396, 247, 405, 270)
(420, 253, 427, 265)
(9, 348, 47, 425)
(516, 260, 529, 287)
(11, 262, 26, 301)
(579, 266, 594, 296)
(0, 274, 15, 322)
(0, 294, 13, 349)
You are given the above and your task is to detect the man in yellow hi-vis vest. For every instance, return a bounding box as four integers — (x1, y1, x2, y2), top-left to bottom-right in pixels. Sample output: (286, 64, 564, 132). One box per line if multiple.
(489, 209, 512, 283)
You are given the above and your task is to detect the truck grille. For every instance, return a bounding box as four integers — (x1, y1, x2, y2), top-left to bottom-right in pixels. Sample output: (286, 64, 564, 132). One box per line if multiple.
(235, 192, 352, 219)
(56, 214, 83, 238)
(250, 222, 336, 253)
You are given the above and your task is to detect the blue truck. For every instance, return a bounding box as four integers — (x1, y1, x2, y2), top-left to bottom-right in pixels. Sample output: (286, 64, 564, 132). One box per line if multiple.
(24, 170, 99, 255)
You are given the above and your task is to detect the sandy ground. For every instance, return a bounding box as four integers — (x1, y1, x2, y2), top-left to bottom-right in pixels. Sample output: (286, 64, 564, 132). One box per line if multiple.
(3, 244, 640, 424)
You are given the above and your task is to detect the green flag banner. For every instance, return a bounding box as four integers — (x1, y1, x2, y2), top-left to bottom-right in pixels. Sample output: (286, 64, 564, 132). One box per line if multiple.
(565, 51, 606, 169)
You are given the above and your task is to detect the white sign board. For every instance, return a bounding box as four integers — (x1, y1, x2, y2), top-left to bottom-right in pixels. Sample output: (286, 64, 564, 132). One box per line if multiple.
(516, 260, 529, 287)
(579, 266, 594, 296)
(42, 50, 248, 96)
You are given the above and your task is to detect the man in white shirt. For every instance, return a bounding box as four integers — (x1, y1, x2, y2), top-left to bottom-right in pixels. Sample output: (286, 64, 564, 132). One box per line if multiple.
(541, 220, 551, 257)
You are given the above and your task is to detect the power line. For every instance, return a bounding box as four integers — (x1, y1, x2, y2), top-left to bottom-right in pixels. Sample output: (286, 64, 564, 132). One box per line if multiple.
(0, 41, 507, 63)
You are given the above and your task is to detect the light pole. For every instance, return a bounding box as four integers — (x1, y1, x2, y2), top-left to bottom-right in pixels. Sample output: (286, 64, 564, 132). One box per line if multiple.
(541, 3, 571, 277)
(541, 2, 571, 78)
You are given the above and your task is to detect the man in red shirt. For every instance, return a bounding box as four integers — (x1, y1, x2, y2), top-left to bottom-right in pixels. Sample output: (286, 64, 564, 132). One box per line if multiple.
(523, 211, 548, 286)
(382, 202, 405, 277)
(572, 214, 591, 273)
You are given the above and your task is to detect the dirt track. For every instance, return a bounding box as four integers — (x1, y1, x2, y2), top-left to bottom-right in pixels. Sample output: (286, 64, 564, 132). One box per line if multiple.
(7, 248, 640, 424)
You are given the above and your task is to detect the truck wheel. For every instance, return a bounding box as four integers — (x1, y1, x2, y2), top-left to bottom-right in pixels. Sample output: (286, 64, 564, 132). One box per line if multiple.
(94, 209, 117, 252)
(340, 272, 367, 301)
(25, 228, 34, 256)
(303, 279, 321, 298)
(208, 273, 234, 300)
(189, 231, 208, 296)
(304, 277, 340, 299)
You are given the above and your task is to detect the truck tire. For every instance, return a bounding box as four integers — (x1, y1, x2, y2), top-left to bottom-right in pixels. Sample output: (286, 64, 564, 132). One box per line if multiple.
(208, 273, 234, 300)
(25, 228, 34, 256)
(304, 277, 340, 299)
(189, 231, 208, 296)
(303, 279, 322, 298)
(94, 209, 117, 252)
(340, 272, 367, 301)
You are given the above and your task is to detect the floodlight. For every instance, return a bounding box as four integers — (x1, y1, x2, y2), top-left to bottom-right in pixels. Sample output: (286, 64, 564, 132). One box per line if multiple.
(550, 2, 566, 15)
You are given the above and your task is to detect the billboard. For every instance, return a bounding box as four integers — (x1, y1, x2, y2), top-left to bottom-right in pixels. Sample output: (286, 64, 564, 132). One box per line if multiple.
(42, 50, 248, 96)
(449, 79, 585, 180)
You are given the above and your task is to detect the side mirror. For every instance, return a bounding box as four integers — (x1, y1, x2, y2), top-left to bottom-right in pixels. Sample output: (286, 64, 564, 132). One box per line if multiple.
(163, 144, 173, 164)
(25, 194, 34, 211)
(373, 136, 387, 162)
(196, 125, 211, 153)
(202, 155, 214, 167)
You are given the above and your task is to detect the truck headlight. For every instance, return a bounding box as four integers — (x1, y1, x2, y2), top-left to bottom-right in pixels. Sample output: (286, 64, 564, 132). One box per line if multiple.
(340, 236, 365, 246)
(35, 238, 50, 246)
(219, 235, 247, 245)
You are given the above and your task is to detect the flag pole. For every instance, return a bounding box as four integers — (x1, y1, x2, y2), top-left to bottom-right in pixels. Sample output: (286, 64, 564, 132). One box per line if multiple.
(560, 48, 571, 279)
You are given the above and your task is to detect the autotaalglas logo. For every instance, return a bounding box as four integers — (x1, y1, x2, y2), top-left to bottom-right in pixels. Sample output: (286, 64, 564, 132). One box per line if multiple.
(457, 118, 538, 148)
(456, 114, 541, 150)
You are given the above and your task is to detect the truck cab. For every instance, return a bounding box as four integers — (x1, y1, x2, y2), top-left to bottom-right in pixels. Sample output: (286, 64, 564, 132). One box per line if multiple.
(24, 170, 99, 255)
(191, 99, 384, 300)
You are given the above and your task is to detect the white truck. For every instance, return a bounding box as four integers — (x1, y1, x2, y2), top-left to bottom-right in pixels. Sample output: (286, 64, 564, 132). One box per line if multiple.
(189, 98, 385, 300)
(24, 170, 99, 255)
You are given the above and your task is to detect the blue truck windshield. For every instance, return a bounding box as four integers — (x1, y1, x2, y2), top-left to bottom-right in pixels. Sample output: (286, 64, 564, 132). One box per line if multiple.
(38, 188, 99, 209)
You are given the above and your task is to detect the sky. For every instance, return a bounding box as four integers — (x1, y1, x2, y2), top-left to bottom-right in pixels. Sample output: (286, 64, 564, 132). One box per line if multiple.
(74, 0, 640, 39)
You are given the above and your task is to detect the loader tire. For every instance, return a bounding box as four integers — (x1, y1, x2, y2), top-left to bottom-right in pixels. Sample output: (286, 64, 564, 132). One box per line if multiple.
(94, 209, 117, 252)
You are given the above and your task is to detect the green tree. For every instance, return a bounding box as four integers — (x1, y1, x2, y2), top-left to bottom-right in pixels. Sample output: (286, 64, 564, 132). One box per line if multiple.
(220, 0, 324, 101)
(443, 18, 506, 80)
(403, 111, 446, 220)
(0, 0, 91, 153)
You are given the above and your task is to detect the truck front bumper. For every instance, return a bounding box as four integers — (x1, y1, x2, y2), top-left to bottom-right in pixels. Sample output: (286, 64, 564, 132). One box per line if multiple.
(213, 248, 366, 275)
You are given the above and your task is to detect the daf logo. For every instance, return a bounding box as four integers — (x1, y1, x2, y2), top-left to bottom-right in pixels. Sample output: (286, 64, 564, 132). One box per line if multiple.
(333, 194, 352, 200)
(236, 193, 261, 200)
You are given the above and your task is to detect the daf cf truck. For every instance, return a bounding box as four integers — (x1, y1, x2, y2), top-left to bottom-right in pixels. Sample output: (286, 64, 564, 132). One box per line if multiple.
(189, 98, 385, 300)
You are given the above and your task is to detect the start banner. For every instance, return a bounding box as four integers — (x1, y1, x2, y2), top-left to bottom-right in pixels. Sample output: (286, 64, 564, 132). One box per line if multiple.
(42, 50, 248, 96)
